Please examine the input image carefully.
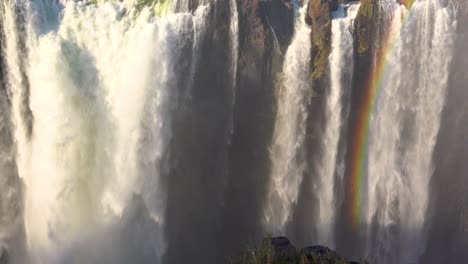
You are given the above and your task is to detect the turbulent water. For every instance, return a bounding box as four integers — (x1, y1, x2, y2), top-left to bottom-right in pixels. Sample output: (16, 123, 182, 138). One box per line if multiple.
(363, 1, 457, 263)
(0, 0, 464, 263)
(315, 2, 360, 247)
(264, 0, 312, 234)
(1, 0, 211, 262)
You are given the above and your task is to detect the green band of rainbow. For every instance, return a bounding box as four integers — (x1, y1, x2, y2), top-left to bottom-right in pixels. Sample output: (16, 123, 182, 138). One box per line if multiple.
(346, 2, 413, 230)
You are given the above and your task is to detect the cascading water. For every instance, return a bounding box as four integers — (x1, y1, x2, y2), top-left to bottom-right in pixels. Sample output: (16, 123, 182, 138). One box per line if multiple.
(228, 0, 238, 135)
(262, 0, 457, 262)
(0, 0, 464, 263)
(361, 0, 457, 263)
(264, 0, 312, 233)
(0, 0, 25, 251)
(0, 0, 210, 262)
(316, 2, 360, 247)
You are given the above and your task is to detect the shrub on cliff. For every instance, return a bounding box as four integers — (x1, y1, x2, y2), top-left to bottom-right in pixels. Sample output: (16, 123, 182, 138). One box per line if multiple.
(231, 236, 363, 264)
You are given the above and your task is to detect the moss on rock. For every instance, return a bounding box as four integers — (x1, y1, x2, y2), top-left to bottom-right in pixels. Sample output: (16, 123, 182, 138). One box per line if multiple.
(153, 0, 172, 15)
(355, 0, 377, 54)
(306, 0, 333, 81)
(88, 0, 173, 16)
(135, 0, 172, 16)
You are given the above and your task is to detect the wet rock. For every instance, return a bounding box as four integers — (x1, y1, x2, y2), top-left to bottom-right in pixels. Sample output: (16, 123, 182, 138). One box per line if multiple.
(0, 245, 8, 264)
(354, 0, 377, 55)
(260, 0, 295, 52)
(301, 245, 348, 264)
(237, 0, 295, 60)
(221, 1, 293, 259)
(271, 236, 297, 260)
(349, 0, 378, 126)
(306, 0, 333, 82)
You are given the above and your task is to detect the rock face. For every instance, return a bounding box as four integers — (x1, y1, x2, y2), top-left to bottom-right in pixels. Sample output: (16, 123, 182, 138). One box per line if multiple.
(301, 245, 348, 264)
(419, 4, 468, 263)
(271, 236, 298, 261)
(163, 1, 233, 264)
(0, 246, 8, 264)
(219, 0, 296, 261)
(347, 0, 378, 143)
(306, 0, 334, 82)
(262, 0, 295, 51)
(354, 0, 376, 55)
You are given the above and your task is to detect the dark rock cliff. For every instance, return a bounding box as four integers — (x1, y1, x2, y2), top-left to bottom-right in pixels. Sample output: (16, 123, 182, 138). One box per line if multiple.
(421, 3, 468, 263)
(288, 0, 336, 247)
(220, 0, 294, 261)
(335, 0, 380, 257)
(347, 0, 377, 127)
(0, 0, 464, 263)
(163, 1, 232, 263)
(306, 0, 333, 84)
(162, 0, 296, 263)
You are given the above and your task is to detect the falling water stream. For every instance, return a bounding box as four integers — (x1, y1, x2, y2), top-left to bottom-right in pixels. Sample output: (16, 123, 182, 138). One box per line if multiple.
(1, 0, 210, 262)
(264, 0, 312, 233)
(364, 0, 457, 262)
(0, 0, 461, 263)
(316, 2, 360, 247)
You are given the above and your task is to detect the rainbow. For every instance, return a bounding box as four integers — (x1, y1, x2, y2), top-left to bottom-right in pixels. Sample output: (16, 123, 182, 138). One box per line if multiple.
(346, 1, 413, 230)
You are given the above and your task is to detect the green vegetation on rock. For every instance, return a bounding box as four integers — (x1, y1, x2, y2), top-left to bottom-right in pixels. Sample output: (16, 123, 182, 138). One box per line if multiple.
(306, 0, 333, 81)
(358, 0, 373, 18)
(231, 236, 359, 264)
(88, 0, 172, 16)
(139, 0, 172, 16)
(355, 0, 376, 54)
(311, 41, 331, 81)
(231, 237, 278, 264)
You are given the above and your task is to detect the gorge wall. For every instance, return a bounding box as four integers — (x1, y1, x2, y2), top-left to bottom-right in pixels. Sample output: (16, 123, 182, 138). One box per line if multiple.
(0, 0, 465, 264)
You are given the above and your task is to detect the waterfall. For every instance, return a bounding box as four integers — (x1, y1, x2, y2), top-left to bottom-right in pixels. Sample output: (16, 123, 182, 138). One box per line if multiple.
(0, 1, 23, 249)
(363, 0, 457, 263)
(0, 0, 464, 263)
(316, 2, 360, 247)
(264, 1, 312, 233)
(229, 0, 238, 87)
(1, 0, 210, 262)
(228, 0, 238, 135)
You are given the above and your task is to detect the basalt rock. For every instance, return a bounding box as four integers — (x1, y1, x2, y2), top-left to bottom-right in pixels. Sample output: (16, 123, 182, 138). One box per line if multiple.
(349, 0, 378, 117)
(238, 0, 294, 65)
(301, 245, 348, 264)
(163, 1, 233, 263)
(271, 236, 297, 261)
(260, 0, 295, 52)
(354, 0, 377, 55)
(220, 1, 296, 261)
(306, 0, 333, 82)
(0, 246, 8, 264)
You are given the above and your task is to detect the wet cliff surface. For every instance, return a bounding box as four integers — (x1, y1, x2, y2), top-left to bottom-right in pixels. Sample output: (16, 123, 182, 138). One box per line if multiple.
(0, 0, 465, 263)
(422, 2, 468, 263)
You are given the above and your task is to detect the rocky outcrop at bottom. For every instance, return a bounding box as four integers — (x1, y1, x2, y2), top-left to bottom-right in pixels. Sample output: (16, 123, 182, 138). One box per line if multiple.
(232, 236, 367, 264)
(0, 245, 8, 264)
(300, 246, 348, 264)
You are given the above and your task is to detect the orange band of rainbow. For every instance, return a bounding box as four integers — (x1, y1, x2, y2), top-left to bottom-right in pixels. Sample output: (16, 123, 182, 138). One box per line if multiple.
(346, 2, 412, 230)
